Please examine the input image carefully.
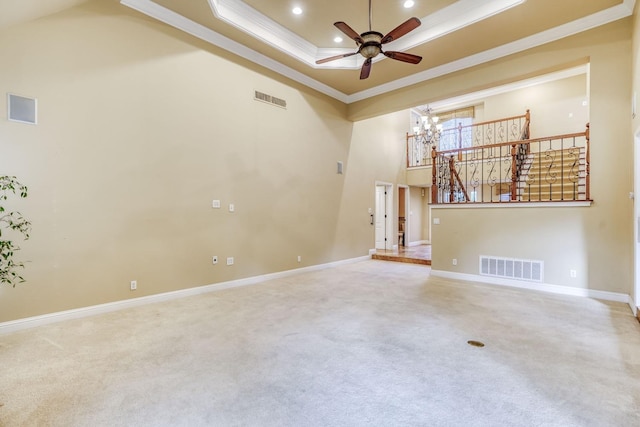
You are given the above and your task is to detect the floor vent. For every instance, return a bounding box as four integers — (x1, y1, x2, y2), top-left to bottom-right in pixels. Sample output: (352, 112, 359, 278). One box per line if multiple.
(480, 255, 543, 282)
(254, 90, 287, 109)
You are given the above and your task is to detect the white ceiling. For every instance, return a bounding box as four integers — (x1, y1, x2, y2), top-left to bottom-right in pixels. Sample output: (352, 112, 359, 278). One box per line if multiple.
(1, 0, 635, 103)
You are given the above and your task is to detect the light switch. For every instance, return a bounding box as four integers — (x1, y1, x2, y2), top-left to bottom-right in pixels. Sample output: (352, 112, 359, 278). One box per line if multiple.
(229, 203, 235, 212)
(212, 200, 221, 209)
(433, 218, 440, 225)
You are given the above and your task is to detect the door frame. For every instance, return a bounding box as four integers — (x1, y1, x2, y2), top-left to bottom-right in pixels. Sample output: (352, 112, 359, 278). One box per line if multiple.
(398, 184, 409, 247)
(634, 127, 640, 316)
(375, 181, 394, 250)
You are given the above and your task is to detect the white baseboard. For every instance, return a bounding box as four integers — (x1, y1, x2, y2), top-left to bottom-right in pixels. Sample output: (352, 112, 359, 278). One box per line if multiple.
(431, 270, 631, 306)
(0, 255, 371, 335)
(629, 296, 638, 317)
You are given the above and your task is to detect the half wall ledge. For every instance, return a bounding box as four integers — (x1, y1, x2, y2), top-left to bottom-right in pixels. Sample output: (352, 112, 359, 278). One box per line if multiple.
(431, 201, 592, 209)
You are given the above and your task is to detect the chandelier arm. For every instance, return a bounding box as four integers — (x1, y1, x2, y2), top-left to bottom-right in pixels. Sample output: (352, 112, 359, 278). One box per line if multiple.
(414, 107, 443, 146)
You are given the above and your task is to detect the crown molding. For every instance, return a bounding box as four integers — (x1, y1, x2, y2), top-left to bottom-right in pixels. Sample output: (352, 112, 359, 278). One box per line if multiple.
(121, 0, 635, 104)
(206, 0, 525, 70)
(121, 0, 351, 103)
(347, 0, 636, 103)
(207, 0, 317, 64)
(424, 64, 589, 112)
(389, 0, 526, 53)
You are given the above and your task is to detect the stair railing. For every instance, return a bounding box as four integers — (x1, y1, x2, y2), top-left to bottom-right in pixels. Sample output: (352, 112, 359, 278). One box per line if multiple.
(431, 124, 590, 204)
(407, 110, 530, 168)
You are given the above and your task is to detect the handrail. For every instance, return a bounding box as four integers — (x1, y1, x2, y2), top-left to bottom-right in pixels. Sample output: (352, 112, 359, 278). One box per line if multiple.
(434, 130, 587, 156)
(431, 123, 590, 204)
(442, 110, 530, 132)
(407, 110, 530, 168)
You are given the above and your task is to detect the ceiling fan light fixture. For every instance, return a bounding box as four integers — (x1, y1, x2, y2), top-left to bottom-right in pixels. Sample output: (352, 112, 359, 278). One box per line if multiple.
(359, 31, 383, 58)
(315, 1, 422, 79)
(360, 44, 381, 58)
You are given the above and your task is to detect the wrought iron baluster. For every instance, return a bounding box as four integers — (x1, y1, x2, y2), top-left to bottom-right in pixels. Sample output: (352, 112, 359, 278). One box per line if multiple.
(544, 140, 557, 201)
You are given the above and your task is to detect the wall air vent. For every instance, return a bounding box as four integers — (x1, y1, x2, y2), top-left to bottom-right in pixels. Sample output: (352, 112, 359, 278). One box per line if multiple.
(254, 90, 287, 109)
(7, 93, 37, 125)
(480, 255, 543, 283)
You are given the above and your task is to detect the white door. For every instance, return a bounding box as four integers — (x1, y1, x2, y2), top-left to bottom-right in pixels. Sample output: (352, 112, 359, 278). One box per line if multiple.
(375, 185, 387, 249)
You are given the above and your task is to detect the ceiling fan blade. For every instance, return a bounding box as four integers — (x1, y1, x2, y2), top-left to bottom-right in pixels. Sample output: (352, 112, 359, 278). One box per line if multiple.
(380, 17, 421, 44)
(360, 58, 372, 80)
(334, 22, 364, 44)
(383, 51, 422, 64)
(315, 51, 358, 65)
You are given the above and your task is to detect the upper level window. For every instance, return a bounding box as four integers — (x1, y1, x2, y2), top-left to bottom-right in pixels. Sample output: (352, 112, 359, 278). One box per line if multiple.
(435, 106, 475, 151)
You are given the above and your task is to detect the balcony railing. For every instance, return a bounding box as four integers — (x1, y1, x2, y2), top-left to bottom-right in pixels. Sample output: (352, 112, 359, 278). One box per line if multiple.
(407, 110, 530, 168)
(430, 124, 591, 204)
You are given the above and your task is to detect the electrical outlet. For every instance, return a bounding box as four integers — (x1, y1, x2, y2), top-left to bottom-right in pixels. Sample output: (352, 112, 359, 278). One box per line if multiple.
(227, 257, 234, 266)
(212, 256, 218, 265)
(130, 280, 137, 291)
(570, 269, 577, 278)
(452, 259, 457, 266)
(297, 255, 301, 263)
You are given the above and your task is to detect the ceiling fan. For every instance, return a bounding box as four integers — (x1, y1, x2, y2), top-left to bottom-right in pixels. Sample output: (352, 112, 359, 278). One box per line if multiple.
(315, 0, 423, 80)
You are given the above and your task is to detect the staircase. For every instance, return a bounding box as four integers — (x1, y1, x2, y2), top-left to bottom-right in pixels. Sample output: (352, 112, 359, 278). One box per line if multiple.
(426, 114, 590, 205)
(517, 147, 586, 202)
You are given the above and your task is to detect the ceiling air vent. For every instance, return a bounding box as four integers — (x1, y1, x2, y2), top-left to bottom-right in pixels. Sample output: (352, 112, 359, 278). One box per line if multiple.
(254, 90, 287, 109)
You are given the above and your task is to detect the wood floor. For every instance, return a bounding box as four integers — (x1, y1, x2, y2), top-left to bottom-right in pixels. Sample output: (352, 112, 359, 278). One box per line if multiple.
(372, 244, 431, 265)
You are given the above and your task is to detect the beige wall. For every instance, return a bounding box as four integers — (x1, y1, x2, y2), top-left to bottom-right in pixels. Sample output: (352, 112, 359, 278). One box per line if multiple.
(0, 1, 406, 322)
(634, 5, 640, 135)
(406, 186, 430, 244)
(407, 187, 421, 243)
(431, 206, 592, 287)
(428, 20, 634, 295)
(480, 74, 589, 137)
(0, 2, 635, 322)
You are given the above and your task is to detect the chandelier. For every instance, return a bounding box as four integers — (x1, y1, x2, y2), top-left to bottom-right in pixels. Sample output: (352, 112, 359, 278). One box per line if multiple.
(413, 107, 443, 146)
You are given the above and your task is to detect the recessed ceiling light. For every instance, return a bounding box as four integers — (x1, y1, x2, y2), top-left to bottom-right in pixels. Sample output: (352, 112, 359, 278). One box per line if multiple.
(334, 36, 343, 43)
(292, 6, 302, 15)
(403, 0, 415, 8)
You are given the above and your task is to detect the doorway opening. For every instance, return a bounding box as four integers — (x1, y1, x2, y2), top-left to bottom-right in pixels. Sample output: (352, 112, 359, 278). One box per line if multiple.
(398, 185, 409, 247)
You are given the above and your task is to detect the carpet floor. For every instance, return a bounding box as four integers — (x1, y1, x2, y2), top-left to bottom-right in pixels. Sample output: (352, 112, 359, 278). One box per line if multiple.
(1, 260, 639, 426)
